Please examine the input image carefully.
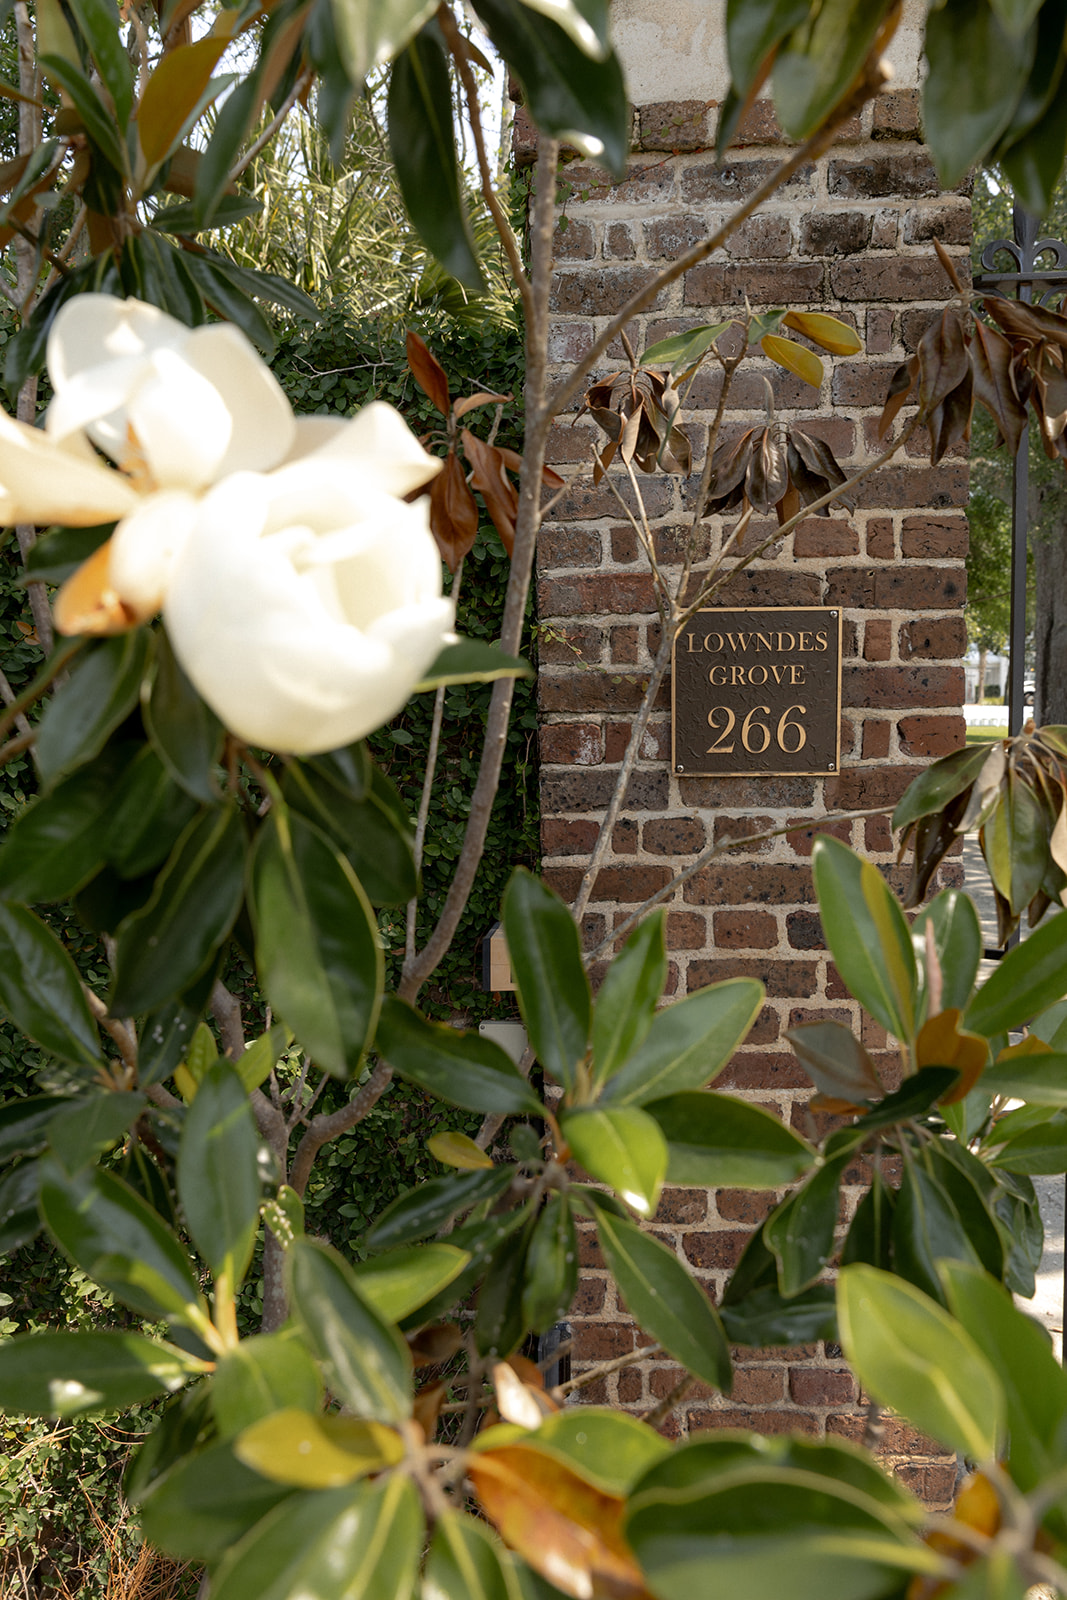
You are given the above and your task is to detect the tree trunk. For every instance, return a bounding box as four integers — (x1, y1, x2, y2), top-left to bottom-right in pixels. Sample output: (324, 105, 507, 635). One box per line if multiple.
(1032, 522, 1067, 725)
(976, 646, 987, 704)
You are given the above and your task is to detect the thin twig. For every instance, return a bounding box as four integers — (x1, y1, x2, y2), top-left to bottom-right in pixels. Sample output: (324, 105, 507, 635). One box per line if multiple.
(641, 1373, 695, 1427)
(0, 666, 32, 739)
(0, 729, 34, 765)
(82, 986, 138, 1076)
(437, 3, 531, 313)
(407, 562, 464, 964)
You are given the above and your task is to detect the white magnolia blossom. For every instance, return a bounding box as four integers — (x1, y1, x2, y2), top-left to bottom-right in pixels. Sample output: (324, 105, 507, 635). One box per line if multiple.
(0, 293, 454, 753)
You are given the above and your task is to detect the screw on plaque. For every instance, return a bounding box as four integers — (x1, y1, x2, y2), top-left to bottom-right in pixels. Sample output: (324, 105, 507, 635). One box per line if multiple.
(830, 610, 837, 617)
(676, 764, 684, 772)
(827, 762, 834, 770)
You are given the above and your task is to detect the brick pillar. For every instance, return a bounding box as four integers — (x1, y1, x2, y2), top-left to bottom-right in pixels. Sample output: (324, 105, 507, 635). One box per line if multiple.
(534, 17, 967, 1506)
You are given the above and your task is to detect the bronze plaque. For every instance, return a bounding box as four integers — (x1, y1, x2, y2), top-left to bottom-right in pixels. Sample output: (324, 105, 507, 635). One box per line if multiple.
(672, 608, 842, 777)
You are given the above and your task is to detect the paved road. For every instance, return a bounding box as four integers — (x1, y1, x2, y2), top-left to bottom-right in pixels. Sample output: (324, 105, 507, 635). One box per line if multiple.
(963, 836, 1064, 1355)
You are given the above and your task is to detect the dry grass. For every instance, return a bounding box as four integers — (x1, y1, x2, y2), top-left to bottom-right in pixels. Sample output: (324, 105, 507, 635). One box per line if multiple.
(1, 1484, 197, 1600)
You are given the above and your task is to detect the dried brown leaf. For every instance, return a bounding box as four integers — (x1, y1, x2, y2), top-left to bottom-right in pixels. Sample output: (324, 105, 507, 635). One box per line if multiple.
(407, 329, 451, 415)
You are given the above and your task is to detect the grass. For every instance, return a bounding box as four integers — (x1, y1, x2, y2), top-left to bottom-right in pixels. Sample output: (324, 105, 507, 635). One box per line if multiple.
(966, 726, 1008, 743)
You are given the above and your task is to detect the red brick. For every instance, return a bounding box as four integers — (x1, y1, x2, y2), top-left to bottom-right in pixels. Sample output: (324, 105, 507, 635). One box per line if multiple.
(828, 153, 940, 198)
(541, 770, 670, 812)
(897, 714, 966, 757)
(643, 816, 707, 854)
(866, 310, 895, 356)
(786, 909, 824, 950)
(788, 1368, 857, 1406)
(717, 1051, 812, 1090)
(682, 1230, 750, 1269)
(865, 814, 893, 853)
(553, 219, 595, 260)
(605, 222, 636, 259)
(643, 212, 709, 260)
(551, 475, 675, 523)
(903, 205, 971, 246)
(733, 99, 787, 144)
(786, 817, 854, 856)
(684, 862, 818, 906)
(863, 720, 891, 759)
(713, 910, 778, 949)
(548, 322, 595, 363)
(679, 774, 817, 809)
(576, 1229, 605, 1269)
(865, 517, 895, 559)
(863, 619, 892, 661)
(586, 865, 673, 901)
(542, 818, 599, 857)
(560, 162, 678, 207)
(550, 267, 667, 316)
(536, 525, 601, 568)
(725, 215, 793, 259)
(540, 572, 656, 618)
(841, 665, 964, 710)
(692, 1408, 819, 1436)
(733, 1366, 787, 1404)
(539, 723, 604, 765)
(853, 462, 969, 510)
(799, 211, 870, 256)
(875, 566, 965, 609)
(604, 721, 669, 763)
(714, 814, 776, 854)
(717, 1189, 777, 1223)
(830, 361, 907, 407)
(899, 617, 968, 659)
(610, 625, 638, 663)
(657, 1187, 709, 1224)
(900, 515, 969, 557)
(539, 674, 662, 714)
(617, 1367, 643, 1403)
(688, 957, 819, 999)
(538, 623, 604, 666)
(681, 159, 815, 203)
(611, 818, 639, 855)
(572, 1278, 607, 1316)
(666, 910, 707, 949)
(685, 260, 825, 306)
(793, 518, 858, 557)
(872, 89, 922, 140)
(637, 100, 711, 152)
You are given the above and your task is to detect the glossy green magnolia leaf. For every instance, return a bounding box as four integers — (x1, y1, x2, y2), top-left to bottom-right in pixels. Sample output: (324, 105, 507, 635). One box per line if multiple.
(209, 1475, 422, 1600)
(520, 0, 610, 57)
(965, 905, 1067, 1036)
(144, 630, 224, 804)
(772, 0, 896, 138)
(137, 1438, 295, 1561)
(812, 837, 917, 1042)
(924, 0, 1037, 189)
(927, 1142, 1005, 1281)
(106, 745, 199, 879)
(719, 1284, 838, 1347)
(725, 0, 810, 96)
(375, 996, 541, 1115)
(22, 522, 112, 584)
(388, 28, 484, 291)
(177, 1059, 260, 1286)
(353, 1243, 470, 1322)
(982, 770, 1049, 914)
(1001, 78, 1067, 214)
(626, 1458, 937, 1600)
(0, 746, 133, 902)
(838, 1264, 1004, 1461)
(474, 1211, 535, 1357)
(330, 0, 436, 83)
(251, 808, 382, 1079)
(398, 1208, 528, 1330)
(48, 1091, 145, 1174)
(39, 1160, 207, 1326)
(591, 911, 666, 1086)
(521, 1192, 578, 1331)
(829, 1067, 957, 1144)
(601, 978, 763, 1105)
(40, 53, 128, 172)
(472, 0, 628, 172)
(503, 869, 590, 1093)
(892, 744, 991, 833)
(236, 1025, 286, 1094)
(0, 903, 103, 1065)
(0, 1160, 39, 1254)
(35, 632, 150, 788)
(841, 1169, 895, 1273)
(0, 1094, 76, 1162)
(983, 1049, 1067, 1104)
(646, 1091, 816, 1188)
(414, 636, 534, 689)
(764, 1155, 848, 1296)
(366, 1164, 514, 1250)
(891, 1161, 982, 1305)
(562, 1106, 666, 1217)
(424, 1510, 519, 1600)
(912, 890, 983, 1022)
(281, 757, 416, 907)
(212, 1331, 323, 1440)
(596, 1209, 732, 1391)
(235, 1408, 404, 1488)
(287, 1237, 412, 1423)
(110, 804, 244, 1015)
(642, 321, 732, 379)
(989, 1111, 1067, 1173)
(474, 1406, 671, 1496)
(787, 1020, 883, 1106)
(0, 1330, 206, 1417)
(941, 1260, 1067, 1499)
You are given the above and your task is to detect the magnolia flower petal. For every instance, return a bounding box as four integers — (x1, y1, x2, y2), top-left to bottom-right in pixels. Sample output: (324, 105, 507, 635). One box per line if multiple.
(309, 400, 443, 494)
(109, 489, 198, 614)
(285, 416, 349, 461)
(54, 539, 150, 636)
(44, 356, 150, 456)
(0, 411, 140, 526)
(47, 296, 187, 461)
(128, 351, 233, 491)
(164, 473, 453, 755)
(183, 324, 296, 474)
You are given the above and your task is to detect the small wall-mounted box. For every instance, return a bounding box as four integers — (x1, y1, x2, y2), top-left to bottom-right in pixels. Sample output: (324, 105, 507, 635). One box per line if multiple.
(481, 921, 517, 992)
